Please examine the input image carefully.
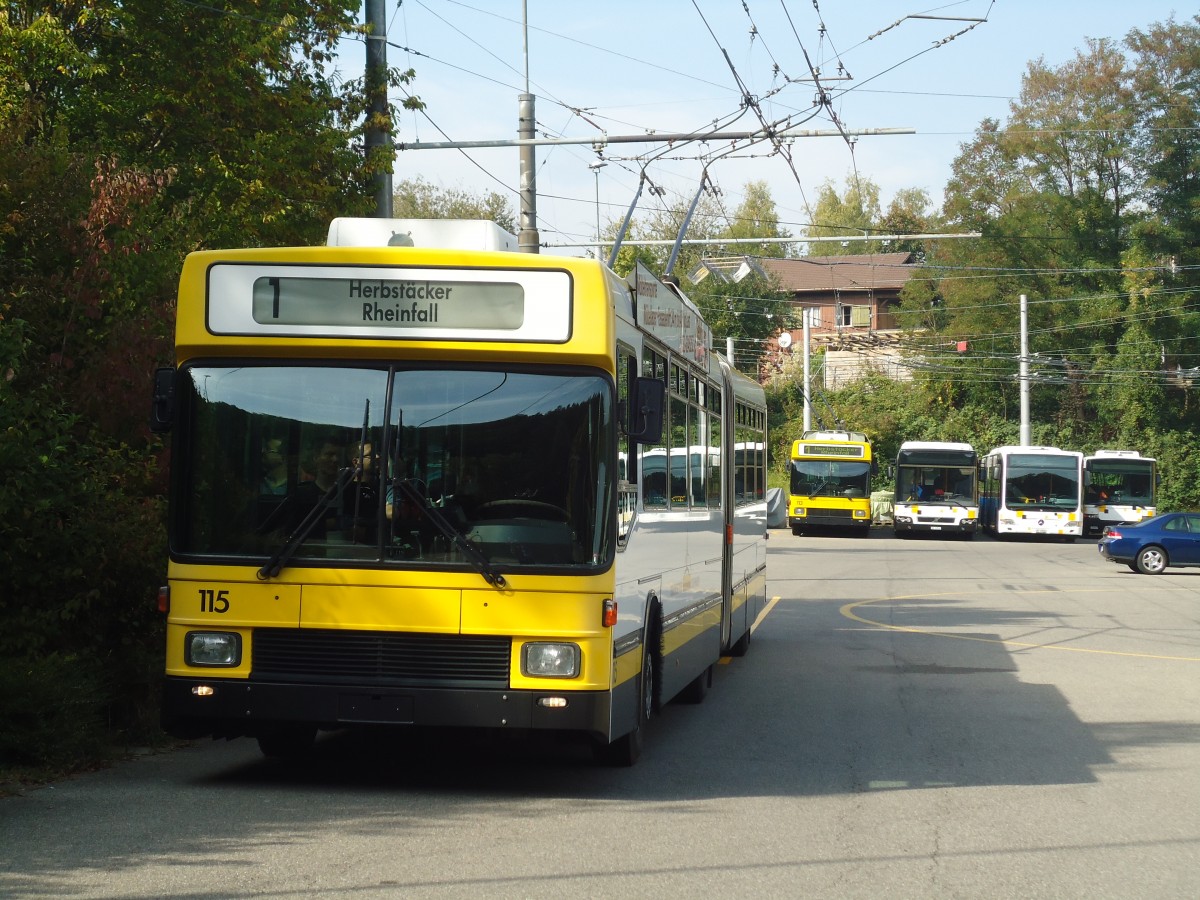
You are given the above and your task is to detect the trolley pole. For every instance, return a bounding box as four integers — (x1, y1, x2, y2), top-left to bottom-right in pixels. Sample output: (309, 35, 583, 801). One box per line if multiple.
(1019, 293, 1031, 445)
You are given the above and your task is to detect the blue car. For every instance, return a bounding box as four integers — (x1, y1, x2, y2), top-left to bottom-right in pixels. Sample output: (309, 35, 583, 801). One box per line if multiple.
(1098, 513, 1200, 574)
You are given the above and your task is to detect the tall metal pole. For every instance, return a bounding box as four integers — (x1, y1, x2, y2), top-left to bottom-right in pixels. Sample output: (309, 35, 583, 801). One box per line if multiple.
(589, 161, 606, 258)
(802, 310, 812, 432)
(1019, 293, 1031, 446)
(517, 2, 539, 253)
(365, 0, 392, 217)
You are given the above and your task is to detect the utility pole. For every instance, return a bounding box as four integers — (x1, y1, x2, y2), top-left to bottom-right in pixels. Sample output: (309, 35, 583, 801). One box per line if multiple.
(365, 0, 391, 217)
(1019, 293, 1031, 446)
(517, 2, 539, 253)
(802, 309, 813, 432)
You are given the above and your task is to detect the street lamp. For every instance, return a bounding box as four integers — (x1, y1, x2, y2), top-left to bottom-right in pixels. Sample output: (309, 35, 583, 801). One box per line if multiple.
(589, 160, 607, 259)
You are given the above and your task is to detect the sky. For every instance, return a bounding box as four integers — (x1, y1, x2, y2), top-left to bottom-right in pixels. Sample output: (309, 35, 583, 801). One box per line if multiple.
(337, 1, 1190, 257)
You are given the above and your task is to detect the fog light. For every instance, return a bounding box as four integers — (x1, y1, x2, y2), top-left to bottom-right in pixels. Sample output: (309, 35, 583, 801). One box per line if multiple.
(521, 642, 580, 678)
(191, 685, 215, 697)
(537, 697, 569, 708)
(185, 631, 241, 667)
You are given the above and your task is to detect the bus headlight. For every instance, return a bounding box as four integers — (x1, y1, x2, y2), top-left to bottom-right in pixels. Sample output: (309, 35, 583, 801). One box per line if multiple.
(185, 632, 241, 667)
(521, 642, 580, 678)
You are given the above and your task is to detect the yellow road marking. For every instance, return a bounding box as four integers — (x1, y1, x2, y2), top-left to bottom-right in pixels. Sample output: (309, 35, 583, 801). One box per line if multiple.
(752, 595, 781, 633)
(839, 591, 1200, 662)
(720, 596, 782, 664)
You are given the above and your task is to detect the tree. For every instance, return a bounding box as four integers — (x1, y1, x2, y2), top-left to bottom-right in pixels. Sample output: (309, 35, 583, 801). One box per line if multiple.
(877, 188, 935, 258)
(805, 175, 881, 255)
(393, 177, 517, 232)
(1, 1, 408, 769)
(1126, 16, 1200, 285)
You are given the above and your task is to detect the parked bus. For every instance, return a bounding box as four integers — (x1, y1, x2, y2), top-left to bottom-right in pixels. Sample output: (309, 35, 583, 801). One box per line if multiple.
(893, 441, 979, 538)
(787, 430, 874, 536)
(979, 445, 1083, 539)
(1083, 450, 1157, 536)
(149, 222, 767, 766)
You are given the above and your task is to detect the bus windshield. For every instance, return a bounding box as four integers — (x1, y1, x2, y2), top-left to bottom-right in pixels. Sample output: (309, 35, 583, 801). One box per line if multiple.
(790, 460, 872, 499)
(177, 364, 613, 570)
(897, 466, 976, 503)
(1005, 454, 1080, 511)
(1085, 460, 1154, 504)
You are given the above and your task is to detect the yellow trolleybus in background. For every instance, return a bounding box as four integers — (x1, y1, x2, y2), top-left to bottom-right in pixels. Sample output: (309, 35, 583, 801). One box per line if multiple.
(150, 221, 767, 766)
(787, 430, 874, 536)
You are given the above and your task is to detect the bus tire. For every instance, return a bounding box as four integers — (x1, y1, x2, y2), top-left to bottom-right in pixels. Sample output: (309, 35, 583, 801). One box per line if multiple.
(594, 607, 660, 767)
(256, 725, 316, 759)
(727, 624, 751, 658)
(678, 664, 712, 704)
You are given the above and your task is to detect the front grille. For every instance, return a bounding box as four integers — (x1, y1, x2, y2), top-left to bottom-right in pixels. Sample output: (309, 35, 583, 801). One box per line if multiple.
(252, 628, 511, 688)
(815, 508, 854, 519)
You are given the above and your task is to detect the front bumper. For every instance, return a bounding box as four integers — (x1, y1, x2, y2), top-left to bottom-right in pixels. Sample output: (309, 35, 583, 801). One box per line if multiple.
(162, 676, 612, 740)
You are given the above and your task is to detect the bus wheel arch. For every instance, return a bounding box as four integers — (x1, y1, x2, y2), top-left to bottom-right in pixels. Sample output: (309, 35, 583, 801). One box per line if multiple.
(594, 596, 661, 766)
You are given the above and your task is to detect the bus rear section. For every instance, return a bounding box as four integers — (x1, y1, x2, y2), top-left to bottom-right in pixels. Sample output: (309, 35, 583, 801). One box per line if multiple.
(893, 441, 979, 538)
(787, 430, 874, 536)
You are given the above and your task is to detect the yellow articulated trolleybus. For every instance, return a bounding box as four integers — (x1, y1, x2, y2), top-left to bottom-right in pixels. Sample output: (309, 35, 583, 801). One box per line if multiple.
(787, 430, 875, 536)
(149, 220, 768, 765)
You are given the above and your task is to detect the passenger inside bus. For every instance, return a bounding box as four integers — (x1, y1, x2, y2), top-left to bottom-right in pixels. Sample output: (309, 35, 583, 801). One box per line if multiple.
(342, 441, 380, 543)
(259, 438, 289, 495)
(258, 438, 344, 540)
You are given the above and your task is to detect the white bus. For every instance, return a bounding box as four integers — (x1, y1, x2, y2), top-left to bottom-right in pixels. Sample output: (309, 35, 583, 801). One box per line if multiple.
(893, 441, 979, 538)
(1083, 450, 1157, 535)
(979, 445, 1083, 539)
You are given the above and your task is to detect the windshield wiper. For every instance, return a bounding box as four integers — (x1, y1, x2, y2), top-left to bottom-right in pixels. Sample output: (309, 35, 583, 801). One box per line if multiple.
(259, 401, 373, 580)
(394, 478, 507, 589)
(257, 465, 357, 580)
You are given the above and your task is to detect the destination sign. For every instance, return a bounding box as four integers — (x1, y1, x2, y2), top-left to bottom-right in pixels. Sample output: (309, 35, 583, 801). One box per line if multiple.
(250, 276, 523, 329)
(628, 262, 711, 366)
(205, 263, 572, 342)
(802, 443, 865, 458)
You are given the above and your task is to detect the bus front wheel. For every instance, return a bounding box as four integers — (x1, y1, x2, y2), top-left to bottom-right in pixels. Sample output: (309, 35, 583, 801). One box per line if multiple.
(595, 611, 659, 767)
(256, 725, 316, 759)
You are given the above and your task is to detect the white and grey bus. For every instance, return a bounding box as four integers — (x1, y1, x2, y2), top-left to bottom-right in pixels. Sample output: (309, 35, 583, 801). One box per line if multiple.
(979, 445, 1083, 540)
(893, 441, 979, 538)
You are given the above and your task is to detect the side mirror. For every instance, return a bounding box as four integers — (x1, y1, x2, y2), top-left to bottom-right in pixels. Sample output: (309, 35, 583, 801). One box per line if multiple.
(625, 377, 665, 444)
(150, 367, 175, 433)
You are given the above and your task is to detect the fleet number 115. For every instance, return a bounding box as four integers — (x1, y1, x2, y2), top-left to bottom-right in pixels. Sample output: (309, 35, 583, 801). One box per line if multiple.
(199, 588, 230, 613)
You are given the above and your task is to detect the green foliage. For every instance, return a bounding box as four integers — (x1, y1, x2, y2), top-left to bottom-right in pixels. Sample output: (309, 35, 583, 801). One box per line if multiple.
(0, 653, 106, 769)
(1, 1, 387, 773)
(393, 176, 517, 233)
